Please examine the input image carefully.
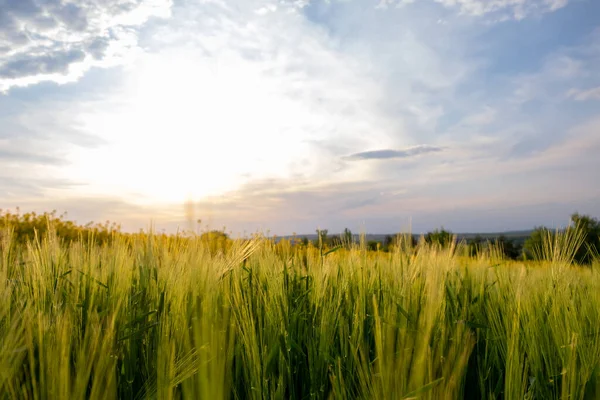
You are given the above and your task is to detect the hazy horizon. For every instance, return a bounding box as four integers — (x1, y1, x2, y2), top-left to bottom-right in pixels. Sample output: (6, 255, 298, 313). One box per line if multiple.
(1, 0, 599, 235)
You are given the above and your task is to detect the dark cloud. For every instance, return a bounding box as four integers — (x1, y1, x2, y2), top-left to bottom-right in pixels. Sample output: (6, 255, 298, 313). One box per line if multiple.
(86, 37, 111, 60)
(0, 49, 86, 79)
(30, 15, 59, 30)
(344, 145, 444, 161)
(54, 3, 89, 31)
(1, 0, 40, 16)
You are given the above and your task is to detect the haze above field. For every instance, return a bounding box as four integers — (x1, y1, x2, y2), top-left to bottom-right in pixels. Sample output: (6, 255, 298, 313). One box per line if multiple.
(1, 0, 599, 235)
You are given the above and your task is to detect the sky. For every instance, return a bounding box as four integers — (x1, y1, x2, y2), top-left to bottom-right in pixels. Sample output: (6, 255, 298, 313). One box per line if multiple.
(1, 0, 599, 235)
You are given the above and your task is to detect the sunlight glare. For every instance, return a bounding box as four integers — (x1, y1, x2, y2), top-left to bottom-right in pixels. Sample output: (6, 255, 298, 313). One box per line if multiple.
(68, 50, 313, 205)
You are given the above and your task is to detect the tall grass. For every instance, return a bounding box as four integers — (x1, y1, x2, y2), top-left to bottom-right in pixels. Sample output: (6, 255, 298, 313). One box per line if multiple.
(0, 226, 599, 399)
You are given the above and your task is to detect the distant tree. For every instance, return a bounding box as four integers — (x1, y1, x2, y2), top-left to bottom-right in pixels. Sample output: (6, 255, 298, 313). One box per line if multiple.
(329, 236, 341, 247)
(523, 214, 600, 264)
(0, 209, 121, 246)
(383, 233, 417, 252)
(467, 235, 485, 257)
(301, 236, 309, 246)
(494, 235, 522, 260)
(200, 230, 229, 241)
(315, 228, 329, 248)
(343, 228, 353, 247)
(570, 213, 600, 264)
(424, 228, 454, 247)
(523, 226, 553, 261)
(367, 240, 379, 251)
(329, 228, 354, 249)
(383, 235, 394, 251)
(200, 230, 231, 255)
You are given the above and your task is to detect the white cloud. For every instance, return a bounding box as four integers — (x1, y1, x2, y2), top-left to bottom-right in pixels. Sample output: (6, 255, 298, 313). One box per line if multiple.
(375, 0, 569, 19)
(8, 0, 409, 208)
(432, 0, 569, 19)
(0, 99, 105, 204)
(567, 86, 600, 101)
(377, 0, 416, 9)
(1, 0, 598, 234)
(0, 0, 172, 93)
(460, 106, 496, 126)
(186, 111, 600, 232)
(11, 0, 484, 224)
(508, 40, 598, 106)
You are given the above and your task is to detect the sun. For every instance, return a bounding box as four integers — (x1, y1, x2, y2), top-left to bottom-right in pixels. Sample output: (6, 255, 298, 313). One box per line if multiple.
(64, 52, 264, 205)
(63, 49, 320, 207)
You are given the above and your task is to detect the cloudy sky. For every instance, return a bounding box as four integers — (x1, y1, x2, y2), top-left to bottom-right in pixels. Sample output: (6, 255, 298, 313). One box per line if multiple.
(1, 0, 599, 235)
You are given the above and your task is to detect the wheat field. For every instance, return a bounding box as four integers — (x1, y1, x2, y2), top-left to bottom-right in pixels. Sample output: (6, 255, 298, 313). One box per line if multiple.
(1, 226, 599, 399)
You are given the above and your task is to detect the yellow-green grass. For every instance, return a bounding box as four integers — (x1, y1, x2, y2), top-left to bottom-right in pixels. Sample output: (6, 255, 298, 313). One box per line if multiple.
(0, 227, 599, 399)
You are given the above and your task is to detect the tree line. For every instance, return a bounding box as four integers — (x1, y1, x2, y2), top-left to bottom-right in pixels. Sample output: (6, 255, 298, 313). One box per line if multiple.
(299, 213, 600, 265)
(2, 208, 598, 265)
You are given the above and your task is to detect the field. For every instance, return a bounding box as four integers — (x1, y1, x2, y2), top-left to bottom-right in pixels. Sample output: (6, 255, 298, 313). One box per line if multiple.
(1, 227, 600, 399)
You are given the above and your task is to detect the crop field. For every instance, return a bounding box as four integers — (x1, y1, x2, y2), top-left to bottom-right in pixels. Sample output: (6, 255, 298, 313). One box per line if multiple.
(1, 225, 600, 399)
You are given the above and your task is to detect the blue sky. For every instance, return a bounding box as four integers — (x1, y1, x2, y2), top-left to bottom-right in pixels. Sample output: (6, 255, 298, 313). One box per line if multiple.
(1, 0, 599, 235)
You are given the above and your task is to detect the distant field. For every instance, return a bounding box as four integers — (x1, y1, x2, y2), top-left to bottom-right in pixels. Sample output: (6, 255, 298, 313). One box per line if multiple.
(1, 228, 599, 399)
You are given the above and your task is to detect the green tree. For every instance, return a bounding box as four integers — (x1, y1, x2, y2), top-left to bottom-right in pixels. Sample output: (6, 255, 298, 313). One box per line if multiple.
(424, 228, 454, 247)
(0, 209, 120, 246)
(200, 230, 229, 241)
(570, 213, 600, 264)
(384, 235, 394, 251)
(523, 214, 600, 264)
(494, 235, 522, 260)
(383, 233, 418, 252)
(200, 230, 231, 255)
(522, 226, 552, 260)
(467, 235, 485, 257)
(367, 240, 379, 251)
